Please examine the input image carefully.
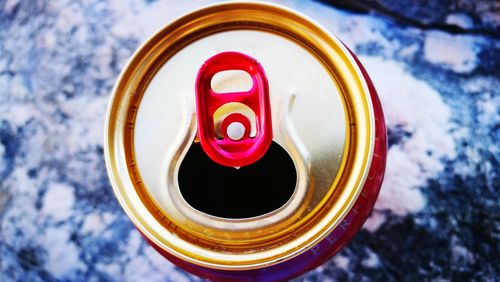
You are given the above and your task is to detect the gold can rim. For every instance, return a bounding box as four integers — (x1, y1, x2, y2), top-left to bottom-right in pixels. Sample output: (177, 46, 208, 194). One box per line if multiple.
(104, 1, 374, 270)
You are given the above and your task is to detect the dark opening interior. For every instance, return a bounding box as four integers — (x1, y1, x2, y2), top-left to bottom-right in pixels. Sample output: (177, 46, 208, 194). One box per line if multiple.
(178, 142, 297, 219)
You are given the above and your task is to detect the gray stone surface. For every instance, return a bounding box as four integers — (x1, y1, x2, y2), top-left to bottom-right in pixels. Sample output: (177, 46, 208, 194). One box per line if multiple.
(320, 0, 499, 36)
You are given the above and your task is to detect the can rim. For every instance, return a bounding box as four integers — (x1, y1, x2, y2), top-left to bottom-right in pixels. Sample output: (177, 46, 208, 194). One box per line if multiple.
(104, 1, 374, 270)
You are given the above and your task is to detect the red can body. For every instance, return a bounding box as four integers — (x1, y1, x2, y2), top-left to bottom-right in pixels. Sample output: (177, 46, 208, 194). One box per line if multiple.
(105, 3, 387, 282)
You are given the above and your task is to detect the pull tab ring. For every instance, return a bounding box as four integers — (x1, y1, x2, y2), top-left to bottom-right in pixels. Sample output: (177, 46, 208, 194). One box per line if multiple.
(195, 52, 273, 167)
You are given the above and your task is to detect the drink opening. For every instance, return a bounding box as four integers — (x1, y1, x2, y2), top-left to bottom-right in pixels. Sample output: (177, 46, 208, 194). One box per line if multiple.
(178, 142, 296, 218)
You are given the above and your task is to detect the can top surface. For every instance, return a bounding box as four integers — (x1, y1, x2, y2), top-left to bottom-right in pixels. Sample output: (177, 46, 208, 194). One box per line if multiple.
(105, 1, 374, 270)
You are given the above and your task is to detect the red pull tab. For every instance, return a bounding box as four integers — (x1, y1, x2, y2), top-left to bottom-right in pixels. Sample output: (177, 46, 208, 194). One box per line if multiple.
(195, 52, 273, 167)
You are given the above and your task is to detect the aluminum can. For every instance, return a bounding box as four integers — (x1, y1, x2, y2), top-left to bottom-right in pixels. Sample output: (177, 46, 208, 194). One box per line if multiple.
(104, 2, 387, 281)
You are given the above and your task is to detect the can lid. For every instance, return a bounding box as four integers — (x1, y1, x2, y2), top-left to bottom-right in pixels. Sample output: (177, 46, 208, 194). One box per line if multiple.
(105, 2, 374, 270)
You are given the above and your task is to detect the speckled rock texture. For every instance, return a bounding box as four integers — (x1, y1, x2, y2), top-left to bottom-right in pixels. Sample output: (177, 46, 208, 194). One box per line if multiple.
(321, 0, 499, 36)
(0, 1, 498, 281)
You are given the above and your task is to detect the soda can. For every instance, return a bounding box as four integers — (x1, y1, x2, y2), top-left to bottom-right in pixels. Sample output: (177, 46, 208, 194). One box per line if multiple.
(104, 2, 387, 281)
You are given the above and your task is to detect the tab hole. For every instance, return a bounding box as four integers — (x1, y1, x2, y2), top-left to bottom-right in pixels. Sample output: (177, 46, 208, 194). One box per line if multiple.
(211, 70, 253, 93)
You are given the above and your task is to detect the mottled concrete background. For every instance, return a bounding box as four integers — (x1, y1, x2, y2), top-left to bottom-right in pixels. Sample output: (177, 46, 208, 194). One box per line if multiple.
(0, 0, 498, 281)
